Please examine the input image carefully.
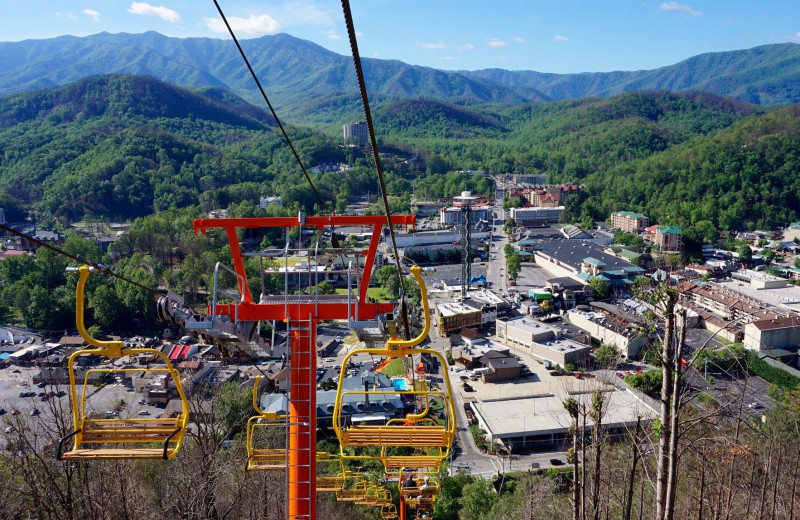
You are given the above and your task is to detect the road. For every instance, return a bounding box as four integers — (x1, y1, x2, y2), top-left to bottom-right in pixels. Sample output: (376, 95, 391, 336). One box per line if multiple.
(487, 193, 508, 295)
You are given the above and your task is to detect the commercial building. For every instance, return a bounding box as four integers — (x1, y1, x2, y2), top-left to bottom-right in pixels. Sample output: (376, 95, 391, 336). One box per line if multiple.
(678, 281, 780, 324)
(532, 240, 645, 288)
(645, 225, 683, 253)
(435, 301, 482, 334)
(393, 229, 489, 248)
(343, 121, 368, 147)
(743, 317, 800, 352)
(512, 173, 548, 185)
(470, 388, 656, 449)
(495, 317, 590, 366)
(509, 207, 564, 226)
(567, 306, 647, 359)
(610, 211, 649, 233)
(439, 204, 492, 226)
(259, 196, 283, 209)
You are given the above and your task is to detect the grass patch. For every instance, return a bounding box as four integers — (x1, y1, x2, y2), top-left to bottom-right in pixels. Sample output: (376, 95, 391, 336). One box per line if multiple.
(695, 392, 718, 407)
(273, 256, 306, 267)
(381, 358, 407, 377)
(334, 287, 389, 301)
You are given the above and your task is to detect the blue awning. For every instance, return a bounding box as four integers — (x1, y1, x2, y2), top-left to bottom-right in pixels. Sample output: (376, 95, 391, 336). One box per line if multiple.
(0, 353, 11, 361)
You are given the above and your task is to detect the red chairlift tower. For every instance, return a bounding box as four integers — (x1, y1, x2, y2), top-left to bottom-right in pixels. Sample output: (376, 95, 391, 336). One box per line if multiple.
(189, 213, 415, 520)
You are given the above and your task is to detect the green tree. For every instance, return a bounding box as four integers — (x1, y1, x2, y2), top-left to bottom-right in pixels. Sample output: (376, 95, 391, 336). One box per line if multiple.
(316, 281, 336, 295)
(25, 285, 58, 331)
(503, 218, 516, 237)
(589, 277, 610, 300)
(213, 382, 252, 435)
(506, 250, 522, 279)
(737, 244, 753, 263)
(594, 343, 620, 369)
(459, 478, 498, 520)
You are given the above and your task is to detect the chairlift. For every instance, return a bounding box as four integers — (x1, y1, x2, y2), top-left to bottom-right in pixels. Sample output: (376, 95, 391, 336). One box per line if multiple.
(332, 267, 456, 471)
(57, 266, 189, 461)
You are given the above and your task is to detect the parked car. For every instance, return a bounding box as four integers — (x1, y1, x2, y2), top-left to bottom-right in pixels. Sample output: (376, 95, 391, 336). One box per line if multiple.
(549, 458, 564, 466)
(30, 409, 39, 416)
(138, 410, 151, 416)
(10, 409, 20, 416)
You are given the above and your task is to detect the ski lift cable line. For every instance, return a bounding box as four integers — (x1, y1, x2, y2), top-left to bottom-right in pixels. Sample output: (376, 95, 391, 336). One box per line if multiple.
(211, 0, 325, 211)
(0, 222, 161, 298)
(340, 0, 410, 339)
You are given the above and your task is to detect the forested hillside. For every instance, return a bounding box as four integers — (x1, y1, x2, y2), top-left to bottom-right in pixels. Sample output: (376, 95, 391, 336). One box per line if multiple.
(5, 77, 799, 236)
(0, 75, 358, 221)
(2, 32, 800, 127)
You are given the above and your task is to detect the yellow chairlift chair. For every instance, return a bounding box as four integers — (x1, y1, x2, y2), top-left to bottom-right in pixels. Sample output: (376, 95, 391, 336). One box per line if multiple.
(332, 266, 456, 470)
(336, 475, 368, 502)
(247, 375, 334, 471)
(57, 266, 189, 460)
(316, 456, 346, 493)
(246, 375, 289, 470)
(381, 504, 399, 520)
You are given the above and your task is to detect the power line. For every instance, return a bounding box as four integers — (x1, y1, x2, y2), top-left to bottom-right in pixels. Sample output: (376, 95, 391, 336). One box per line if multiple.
(211, 0, 326, 211)
(340, 0, 411, 340)
(0, 222, 162, 298)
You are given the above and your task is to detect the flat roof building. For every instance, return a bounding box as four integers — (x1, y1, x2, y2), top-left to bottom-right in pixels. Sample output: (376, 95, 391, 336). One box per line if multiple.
(436, 301, 482, 334)
(470, 388, 656, 449)
(495, 317, 590, 366)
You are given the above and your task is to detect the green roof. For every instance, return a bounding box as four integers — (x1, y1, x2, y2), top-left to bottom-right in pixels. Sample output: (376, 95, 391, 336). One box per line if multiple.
(658, 225, 683, 235)
(516, 239, 538, 246)
(618, 249, 641, 261)
(613, 211, 647, 219)
(583, 257, 606, 266)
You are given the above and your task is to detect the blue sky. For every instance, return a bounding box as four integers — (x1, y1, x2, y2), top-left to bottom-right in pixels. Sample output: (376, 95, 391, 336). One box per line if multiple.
(4, 1, 800, 73)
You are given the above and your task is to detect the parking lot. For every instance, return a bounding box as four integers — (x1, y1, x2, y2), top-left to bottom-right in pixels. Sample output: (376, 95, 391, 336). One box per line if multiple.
(0, 364, 173, 437)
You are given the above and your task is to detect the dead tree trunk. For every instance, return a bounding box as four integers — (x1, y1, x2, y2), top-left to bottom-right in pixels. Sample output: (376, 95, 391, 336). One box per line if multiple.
(664, 308, 687, 520)
(656, 289, 678, 520)
(623, 417, 642, 520)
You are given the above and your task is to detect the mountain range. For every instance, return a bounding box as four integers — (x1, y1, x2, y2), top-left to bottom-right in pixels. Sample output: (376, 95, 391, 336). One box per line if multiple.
(2, 32, 800, 126)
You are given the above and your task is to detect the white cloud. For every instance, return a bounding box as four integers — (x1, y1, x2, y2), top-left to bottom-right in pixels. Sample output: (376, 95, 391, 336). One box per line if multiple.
(457, 43, 476, 51)
(487, 38, 509, 48)
(283, 1, 332, 25)
(497, 54, 508, 61)
(659, 2, 702, 17)
(554, 34, 569, 42)
(325, 29, 341, 40)
(68, 12, 78, 20)
(83, 9, 100, 22)
(206, 14, 281, 35)
(419, 41, 446, 50)
(439, 56, 456, 61)
(513, 36, 526, 43)
(128, 3, 181, 24)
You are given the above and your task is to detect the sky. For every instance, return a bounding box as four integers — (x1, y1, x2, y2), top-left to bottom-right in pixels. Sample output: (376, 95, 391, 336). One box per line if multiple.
(4, 1, 800, 74)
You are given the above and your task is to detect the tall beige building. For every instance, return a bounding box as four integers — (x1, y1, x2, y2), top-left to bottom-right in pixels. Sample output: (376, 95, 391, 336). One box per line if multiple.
(610, 211, 649, 233)
(343, 121, 368, 147)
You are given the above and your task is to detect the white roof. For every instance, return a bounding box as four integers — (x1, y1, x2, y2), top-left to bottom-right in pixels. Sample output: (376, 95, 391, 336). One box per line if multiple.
(472, 389, 656, 438)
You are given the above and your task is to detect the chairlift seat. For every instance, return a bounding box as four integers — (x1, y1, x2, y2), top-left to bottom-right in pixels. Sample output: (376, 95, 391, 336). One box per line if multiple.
(58, 417, 184, 460)
(341, 425, 450, 447)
